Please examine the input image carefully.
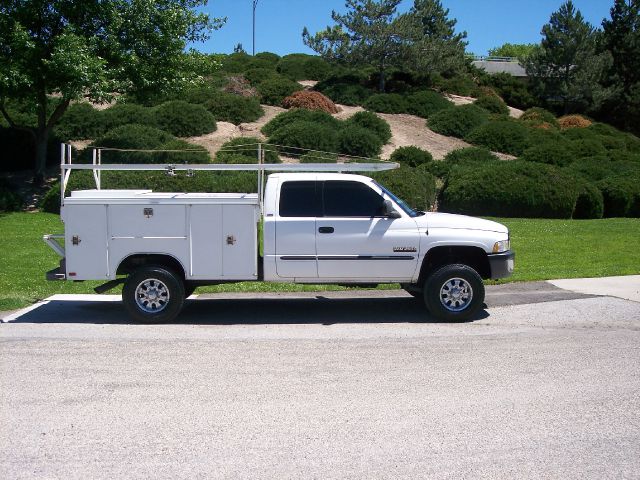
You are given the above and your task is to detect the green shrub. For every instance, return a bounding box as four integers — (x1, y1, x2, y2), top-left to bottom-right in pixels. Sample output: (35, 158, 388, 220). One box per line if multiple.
(180, 82, 225, 104)
(255, 52, 281, 65)
(215, 137, 280, 163)
(299, 151, 338, 163)
(363, 93, 408, 113)
(220, 52, 252, 73)
(54, 103, 104, 140)
(346, 111, 392, 143)
(101, 103, 154, 130)
(519, 107, 559, 128)
(444, 147, 498, 164)
(389, 146, 433, 167)
(573, 181, 604, 219)
(203, 93, 264, 125)
(91, 124, 209, 164)
(440, 160, 579, 218)
(596, 175, 640, 217)
(268, 121, 339, 156)
(474, 95, 509, 116)
(484, 72, 536, 110)
(152, 101, 217, 137)
(337, 124, 383, 158)
(564, 156, 640, 182)
(257, 77, 303, 106)
(405, 90, 452, 118)
(372, 165, 436, 212)
(465, 120, 530, 156)
(276, 54, 332, 81)
(428, 104, 490, 138)
(520, 142, 573, 166)
(0, 180, 22, 212)
(435, 75, 478, 96)
(566, 138, 607, 159)
(243, 67, 278, 86)
(317, 83, 372, 106)
(261, 108, 341, 136)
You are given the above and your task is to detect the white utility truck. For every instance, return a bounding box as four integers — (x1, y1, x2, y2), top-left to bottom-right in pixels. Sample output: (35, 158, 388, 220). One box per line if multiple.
(44, 145, 514, 322)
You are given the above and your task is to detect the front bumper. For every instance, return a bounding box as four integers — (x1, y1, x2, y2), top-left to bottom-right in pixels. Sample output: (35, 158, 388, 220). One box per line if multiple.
(488, 250, 515, 279)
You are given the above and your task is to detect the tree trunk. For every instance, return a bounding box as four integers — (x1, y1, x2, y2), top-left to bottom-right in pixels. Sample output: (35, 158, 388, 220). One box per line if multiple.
(378, 69, 386, 92)
(33, 128, 49, 185)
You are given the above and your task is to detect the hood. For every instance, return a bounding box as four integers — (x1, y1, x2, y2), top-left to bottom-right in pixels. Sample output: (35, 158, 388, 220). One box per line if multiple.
(415, 212, 508, 234)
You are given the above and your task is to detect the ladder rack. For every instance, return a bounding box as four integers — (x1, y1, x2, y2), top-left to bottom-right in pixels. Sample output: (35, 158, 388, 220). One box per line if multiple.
(59, 144, 399, 209)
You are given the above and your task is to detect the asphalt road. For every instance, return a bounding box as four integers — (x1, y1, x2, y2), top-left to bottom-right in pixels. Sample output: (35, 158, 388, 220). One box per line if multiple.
(1, 283, 640, 479)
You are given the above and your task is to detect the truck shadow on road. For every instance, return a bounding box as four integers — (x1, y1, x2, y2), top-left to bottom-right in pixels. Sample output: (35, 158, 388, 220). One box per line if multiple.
(6, 296, 489, 325)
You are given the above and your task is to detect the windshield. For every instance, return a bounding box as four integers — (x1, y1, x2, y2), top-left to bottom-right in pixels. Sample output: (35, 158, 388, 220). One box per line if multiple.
(373, 181, 422, 218)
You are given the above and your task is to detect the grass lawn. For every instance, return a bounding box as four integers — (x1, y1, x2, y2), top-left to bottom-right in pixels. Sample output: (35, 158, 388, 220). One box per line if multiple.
(1, 212, 639, 311)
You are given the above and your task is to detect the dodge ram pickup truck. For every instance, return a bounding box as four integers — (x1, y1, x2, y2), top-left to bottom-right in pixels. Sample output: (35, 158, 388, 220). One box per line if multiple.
(45, 152, 514, 323)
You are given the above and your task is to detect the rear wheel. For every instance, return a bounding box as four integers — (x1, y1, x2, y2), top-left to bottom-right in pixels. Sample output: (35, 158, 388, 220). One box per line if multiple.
(424, 264, 484, 321)
(123, 266, 185, 323)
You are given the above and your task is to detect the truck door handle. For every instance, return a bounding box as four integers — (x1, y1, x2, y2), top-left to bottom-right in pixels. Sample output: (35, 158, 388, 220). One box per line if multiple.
(318, 226, 334, 234)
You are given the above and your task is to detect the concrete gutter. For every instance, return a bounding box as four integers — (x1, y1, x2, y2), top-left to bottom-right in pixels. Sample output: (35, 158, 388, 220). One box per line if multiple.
(548, 275, 640, 303)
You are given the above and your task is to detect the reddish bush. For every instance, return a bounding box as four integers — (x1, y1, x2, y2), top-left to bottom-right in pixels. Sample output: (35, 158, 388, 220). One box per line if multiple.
(558, 114, 592, 130)
(282, 90, 340, 114)
(224, 75, 257, 98)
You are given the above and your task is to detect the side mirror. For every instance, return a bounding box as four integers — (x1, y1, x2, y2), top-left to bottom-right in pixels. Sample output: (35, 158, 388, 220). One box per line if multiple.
(383, 200, 401, 218)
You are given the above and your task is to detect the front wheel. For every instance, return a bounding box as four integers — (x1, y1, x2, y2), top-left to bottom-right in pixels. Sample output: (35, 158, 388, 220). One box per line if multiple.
(123, 266, 185, 323)
(424, 264, 485, 322)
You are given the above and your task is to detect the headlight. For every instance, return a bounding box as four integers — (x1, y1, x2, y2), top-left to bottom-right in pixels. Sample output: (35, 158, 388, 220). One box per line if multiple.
(492, 239, 510, 253)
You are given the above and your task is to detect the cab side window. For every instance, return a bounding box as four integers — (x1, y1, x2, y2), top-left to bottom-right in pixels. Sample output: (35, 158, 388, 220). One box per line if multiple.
(279, 181, 321, 217)
(323, 181, 385, 217)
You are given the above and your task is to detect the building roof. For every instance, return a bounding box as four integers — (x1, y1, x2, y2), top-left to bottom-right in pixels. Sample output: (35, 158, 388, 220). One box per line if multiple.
(472, 60, 527, 77)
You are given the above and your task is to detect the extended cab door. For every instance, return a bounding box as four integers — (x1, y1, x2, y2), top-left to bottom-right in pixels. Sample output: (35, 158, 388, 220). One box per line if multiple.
(274, 179, 320, 278)
(316, 180, 420, 280)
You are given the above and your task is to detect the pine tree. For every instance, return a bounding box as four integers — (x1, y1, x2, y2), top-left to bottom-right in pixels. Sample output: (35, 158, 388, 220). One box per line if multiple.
(406, 0, 468, 76)
(599, 0, 640, 134)
(525, 1, 611, 114)
(302, 0, 407, 92)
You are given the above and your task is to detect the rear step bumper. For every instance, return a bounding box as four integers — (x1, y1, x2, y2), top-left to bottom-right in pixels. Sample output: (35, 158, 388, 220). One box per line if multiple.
(46, 267, 66, 281)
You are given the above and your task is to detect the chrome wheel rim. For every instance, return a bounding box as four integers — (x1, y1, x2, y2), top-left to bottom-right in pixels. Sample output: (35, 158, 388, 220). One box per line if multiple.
(135, 278, 170, 313)
(439, 277, 473, 312)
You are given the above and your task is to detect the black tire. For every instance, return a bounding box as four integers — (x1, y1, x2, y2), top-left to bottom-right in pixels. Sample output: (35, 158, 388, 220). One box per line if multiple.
(423, 264, 485, 322)
(184, 284, 197, 298)
(123, 266, 185, 323)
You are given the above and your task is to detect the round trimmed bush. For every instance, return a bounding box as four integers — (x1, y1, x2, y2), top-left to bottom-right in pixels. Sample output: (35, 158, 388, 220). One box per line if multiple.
(573, 181, 604, 219)
(101, 103, 154, 131)
(152, 101, 216, 137)
(428, 104, 490, 138)
(596, 175, 640, 217)
(440, 160, 579, 218)
(268, 121, 339, 156)
(243, 67, 278, 86)
(203, 93, 264, 125)
(316, 83, 372, 106)
(255, 52, 281, 65)
(558, 114, 592, 129)
(520, 142, 573, 166)
(405, 90, 452, 118)
(282, 90, 339, 113)
(261, 108, 340, 137)
(55, 103, 104, 140)
(372, 165, 436, 212)
(0, 180, 22, 212)
(346, 111, 392, 144)
(216, 137, 280, 163)
(465, 120, 531, 156)
(92, 124, 208, 164)
(519, 107, 559, 128)
(276, 54, 332, 81)
(337, 125, 383, 158)
(389, 146, 433, 167)
(299, 151, 338, 163)
(363, 93, 408, 114)
(474, 95, 509, 116)
(257, 77, 303, 106)
(444, 147, 498, 164)
(566, 138, 607, 159)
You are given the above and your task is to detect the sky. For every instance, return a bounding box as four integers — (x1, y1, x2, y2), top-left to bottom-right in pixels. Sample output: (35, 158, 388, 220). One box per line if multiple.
(197, 0, 614, 56)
